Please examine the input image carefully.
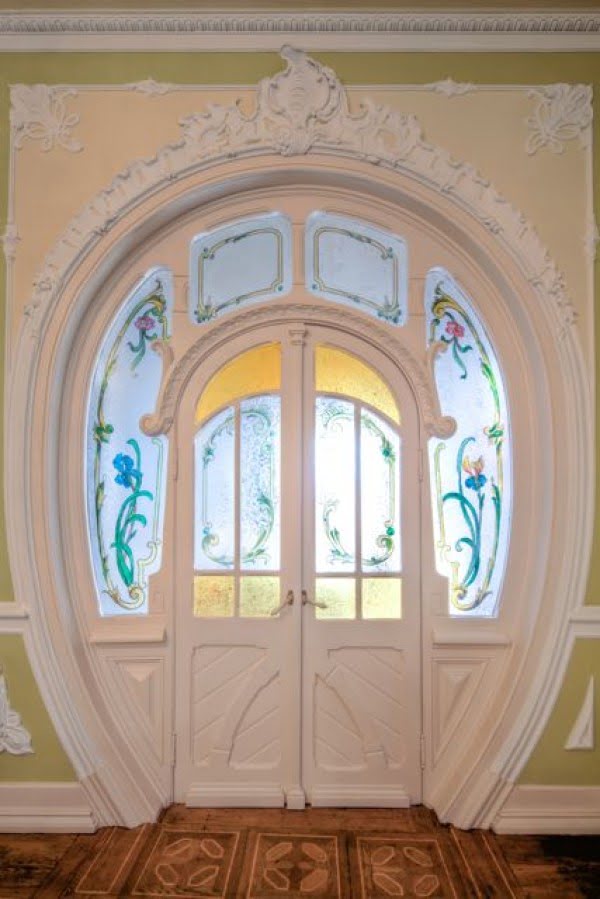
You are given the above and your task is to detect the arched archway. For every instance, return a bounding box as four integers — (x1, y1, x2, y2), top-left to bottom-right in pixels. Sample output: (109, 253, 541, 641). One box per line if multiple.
(6, 51, 591, 829)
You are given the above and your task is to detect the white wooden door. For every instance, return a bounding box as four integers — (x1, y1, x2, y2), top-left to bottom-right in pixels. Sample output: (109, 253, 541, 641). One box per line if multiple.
(174, 324, 421, 807)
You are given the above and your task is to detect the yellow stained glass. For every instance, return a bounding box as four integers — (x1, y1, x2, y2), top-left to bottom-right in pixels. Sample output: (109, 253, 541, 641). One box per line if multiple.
(193, 575, 234, 617)
(315, 578, 356, 619)
(196, 343, 281, 424)
(240, 576, 280, 617)
(315, 346, 399, 424)
(363, 578, 402, 619)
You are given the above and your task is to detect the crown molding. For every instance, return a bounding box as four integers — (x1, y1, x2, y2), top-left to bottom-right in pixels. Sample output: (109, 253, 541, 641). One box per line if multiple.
(0, 12, 599, 51)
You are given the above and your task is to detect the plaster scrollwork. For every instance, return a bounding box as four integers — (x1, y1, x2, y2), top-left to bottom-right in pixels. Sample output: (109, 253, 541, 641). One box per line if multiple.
(525, 84, 593, 156)
(425, 78, 477, 97)
(125, 79, 175, 97)
(2, 223, 20, 262)
(25, 47, 578, 341)
(11, 84, 83, 153)
(0, 669, 34, 755)
(141, 303, 456, 442)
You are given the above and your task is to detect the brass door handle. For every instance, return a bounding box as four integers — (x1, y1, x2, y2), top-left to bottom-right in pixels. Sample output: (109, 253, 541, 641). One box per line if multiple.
(301, 589, 327, 609)
(270, 590, 295, 616)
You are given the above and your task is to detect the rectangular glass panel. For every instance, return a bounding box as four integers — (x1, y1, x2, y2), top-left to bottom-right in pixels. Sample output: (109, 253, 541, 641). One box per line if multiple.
(193, 575, 234, 617)
(194, 406, 235, 570)
(315, 397, 356, 572)
(361, 410, 401, 573)
(240, 396, 281, 570)
(240, 576, 280, 617)
(315, 577, 356, 619)
(362, 578, 402, 619)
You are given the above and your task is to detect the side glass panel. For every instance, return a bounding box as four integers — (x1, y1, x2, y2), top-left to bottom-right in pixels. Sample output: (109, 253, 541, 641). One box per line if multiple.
(426, 268, 512, 617)
(86, 269, 171, 616)
(194, 344, 282, 618)
(315, 397, 356, 574)
(306, 212, 408, 324)
(190, 214, 292, 323)
(361, 411, 401, 573)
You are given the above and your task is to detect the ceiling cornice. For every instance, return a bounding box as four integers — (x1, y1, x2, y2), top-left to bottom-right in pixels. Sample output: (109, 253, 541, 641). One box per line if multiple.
(1, 11, 599, 52)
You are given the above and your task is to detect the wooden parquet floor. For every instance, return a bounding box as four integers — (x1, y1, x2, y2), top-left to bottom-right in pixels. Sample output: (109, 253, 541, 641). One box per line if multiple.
(0, 805, 598, 898)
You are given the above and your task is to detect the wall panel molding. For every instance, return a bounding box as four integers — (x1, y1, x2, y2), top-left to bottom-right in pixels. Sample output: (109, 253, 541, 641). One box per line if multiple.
(494, 785, 600, 834)
(0, 783, 95, 833)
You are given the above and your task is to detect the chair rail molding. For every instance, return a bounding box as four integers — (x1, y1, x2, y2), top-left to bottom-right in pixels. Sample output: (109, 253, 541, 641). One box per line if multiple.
(5, 48, 593, 830)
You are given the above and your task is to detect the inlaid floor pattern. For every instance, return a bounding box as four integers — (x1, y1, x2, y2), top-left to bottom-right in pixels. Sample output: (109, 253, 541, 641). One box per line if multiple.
(1, 806, 599, 898)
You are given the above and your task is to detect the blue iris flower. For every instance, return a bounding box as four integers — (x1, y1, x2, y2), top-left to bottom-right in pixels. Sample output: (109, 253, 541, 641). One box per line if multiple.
(113, 453, 141, 488)
(465, 473, 487, 491)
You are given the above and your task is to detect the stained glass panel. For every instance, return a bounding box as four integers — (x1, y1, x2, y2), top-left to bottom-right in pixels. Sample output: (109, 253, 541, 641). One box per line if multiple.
(315, 397, 356, 573)
(193, 575, 235, 617)
(85, 268, 171, 616)
(240, 396, 281, 570)
(240, 576, 280, 617)
(195, 406, 235, 570)
(306, 212, 408, 324)
(426, 268, 511, 617)
(315, 578, 356, 619)
(196, 344, 281, 424)
(315, 346, 399, 424)
(361, 411, 401, 573)
(190, 213, 292, 323)
(363, 578, 402, 619)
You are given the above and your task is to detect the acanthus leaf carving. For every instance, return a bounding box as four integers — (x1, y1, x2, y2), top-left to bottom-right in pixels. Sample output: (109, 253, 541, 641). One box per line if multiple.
(525, 83, 593, 156)
(25, 47, 577, 336)
(11, 84, 83, 153)
(0, 669, 34, 755)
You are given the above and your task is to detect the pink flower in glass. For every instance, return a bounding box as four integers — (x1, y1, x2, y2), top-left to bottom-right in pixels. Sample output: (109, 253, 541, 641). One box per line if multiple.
(445, 320, 465, 338)
(135, 314, 155, 332)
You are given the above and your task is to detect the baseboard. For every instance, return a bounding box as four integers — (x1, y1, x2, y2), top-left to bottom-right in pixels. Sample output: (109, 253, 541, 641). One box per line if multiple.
(308, 785, 410, 808)
(185, 782, 285, 807)
(493, 784, 600, 834)
(0, 782, 96, 833)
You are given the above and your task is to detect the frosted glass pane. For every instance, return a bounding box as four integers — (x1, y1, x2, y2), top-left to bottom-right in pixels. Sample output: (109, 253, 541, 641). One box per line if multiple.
(315, 346, 399, 424)
(195, 406, 235, 570)
(315, 578, 356, 619)
(194, 575, 234, 617)
(240, 396, 281, 570)
(426, 269, 511, 617)
(315, 397, 355, 572)
(361, 411, 401, 572)
(240, 576, 280, 617)
(190, 213, 292, 322)
(306, 212, 407, 324)
(363, 578, 402, 619)
(196, 343, 281, 424)
(86, 268, 171, 616)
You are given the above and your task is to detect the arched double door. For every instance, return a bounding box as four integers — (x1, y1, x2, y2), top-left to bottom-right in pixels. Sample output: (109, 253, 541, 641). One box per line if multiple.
(174, 322, 422, 808)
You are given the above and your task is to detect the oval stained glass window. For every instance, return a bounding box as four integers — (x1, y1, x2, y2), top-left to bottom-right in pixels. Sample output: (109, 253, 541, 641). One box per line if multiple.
(425, 269, 512, 616)
(85, 269, 171, 615)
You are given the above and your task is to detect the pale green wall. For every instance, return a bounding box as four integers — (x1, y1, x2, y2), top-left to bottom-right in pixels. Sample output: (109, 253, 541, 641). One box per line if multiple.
(0, 50, 598, 785)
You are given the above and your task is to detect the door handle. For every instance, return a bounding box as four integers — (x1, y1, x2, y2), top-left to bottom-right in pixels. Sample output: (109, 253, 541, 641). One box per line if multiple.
(270, 590, 295, 616)
(301, 589, 328, 609)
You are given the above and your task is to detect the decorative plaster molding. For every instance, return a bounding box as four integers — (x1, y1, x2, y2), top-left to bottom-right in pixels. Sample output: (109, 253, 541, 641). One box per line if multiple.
(425, 78, 477, 98)
(25, 47, 577, 336)
(0, 670, 33, 755)
(125, 79, 175, 97)
(141, 302, 455, 442)
(2, 223, 20, 262)
(10, 84, 83, 154)
(525, 84, 593, 156)
(565, 677, 595, 750)
(585, 219, 600, 262)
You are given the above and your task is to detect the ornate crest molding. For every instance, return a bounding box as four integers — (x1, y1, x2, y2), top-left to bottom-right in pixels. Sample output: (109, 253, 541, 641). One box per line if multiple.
(0, 669, 34, 756)
(425, 78, 477, 98)
(25, 47, 576, 336)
